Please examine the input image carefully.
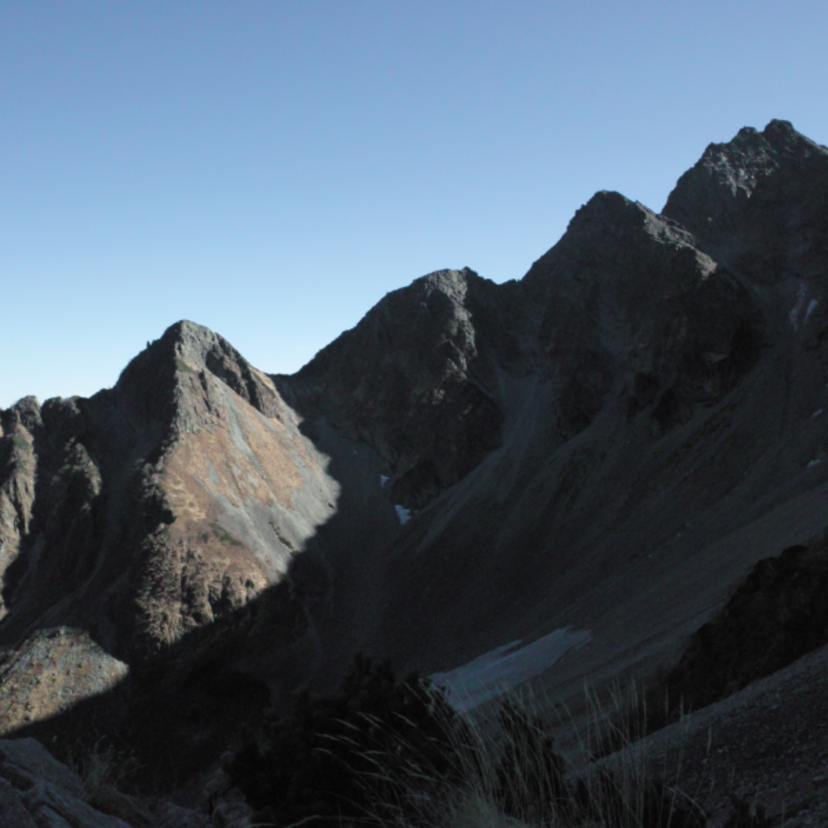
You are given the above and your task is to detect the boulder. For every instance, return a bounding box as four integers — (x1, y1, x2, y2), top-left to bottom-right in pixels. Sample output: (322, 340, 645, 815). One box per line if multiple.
(0, 776, 38, 828)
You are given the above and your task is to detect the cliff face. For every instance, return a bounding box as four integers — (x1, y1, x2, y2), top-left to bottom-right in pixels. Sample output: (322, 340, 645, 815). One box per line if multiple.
(0, 322, 359, 729)
(523, 191, 764, 438)
(2, 121, 828, 774)
(663, 119, 828, 286)
(279, 268, 527, 508)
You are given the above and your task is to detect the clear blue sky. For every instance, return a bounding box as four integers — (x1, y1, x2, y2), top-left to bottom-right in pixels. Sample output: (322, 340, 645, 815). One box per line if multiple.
(3, 1, 827, 409)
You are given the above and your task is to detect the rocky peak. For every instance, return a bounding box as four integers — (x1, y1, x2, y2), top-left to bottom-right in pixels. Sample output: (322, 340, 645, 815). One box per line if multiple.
(115, 320, 283, 435)
(523, 190, 707, 301)
(519, 188, 764, 438)
(0, 313, 340, 732)
(2, 397, 43, 435)
(662, 120, 828, 250)
(282, 268, 507, 507)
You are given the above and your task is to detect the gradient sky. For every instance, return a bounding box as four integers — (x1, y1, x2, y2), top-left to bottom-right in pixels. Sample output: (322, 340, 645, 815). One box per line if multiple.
(3, 1, 827, 408)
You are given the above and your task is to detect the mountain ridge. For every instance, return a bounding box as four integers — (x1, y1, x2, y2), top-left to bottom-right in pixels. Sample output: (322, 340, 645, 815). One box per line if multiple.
(2, 121, 828, 810)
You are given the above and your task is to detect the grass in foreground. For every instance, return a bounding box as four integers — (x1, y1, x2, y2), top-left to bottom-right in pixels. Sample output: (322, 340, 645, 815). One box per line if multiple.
(226, 655, 720, 827)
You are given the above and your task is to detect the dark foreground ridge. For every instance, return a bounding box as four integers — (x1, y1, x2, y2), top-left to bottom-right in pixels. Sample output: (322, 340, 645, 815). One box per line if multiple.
(1, 119, 828, 825)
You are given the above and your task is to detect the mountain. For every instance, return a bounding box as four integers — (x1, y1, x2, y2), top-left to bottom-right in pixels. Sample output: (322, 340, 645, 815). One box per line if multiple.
(2, 119, 828, 800)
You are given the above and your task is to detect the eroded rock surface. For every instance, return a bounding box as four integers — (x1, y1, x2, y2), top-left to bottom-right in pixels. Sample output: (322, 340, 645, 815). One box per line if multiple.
(664, 119, 828, 285)
(280, 268, 517, 508)
(0, 628, 127, 731)
(0, 322, 343, 665)
(0, 736, 227, 827)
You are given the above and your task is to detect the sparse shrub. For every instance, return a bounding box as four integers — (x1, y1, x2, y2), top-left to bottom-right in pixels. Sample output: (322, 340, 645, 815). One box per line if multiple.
(68, 738, 153, 826)
(226, 653, 468, 825)
(212, 522, 244, 547)
(593, 673, 687, 759)
(227, 655, 782, 827)
(175, 357, 196, 374)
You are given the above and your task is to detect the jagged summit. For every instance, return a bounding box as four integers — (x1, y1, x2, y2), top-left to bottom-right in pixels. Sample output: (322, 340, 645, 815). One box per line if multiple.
(282, 267, 510, 507)
(663, 119, 828, 256)
(522, 189, 707, 297)
(116, 319, 284, 428)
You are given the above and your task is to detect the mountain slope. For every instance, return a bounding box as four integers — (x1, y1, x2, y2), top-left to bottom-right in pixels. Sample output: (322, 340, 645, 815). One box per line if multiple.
(1, 120, 827, 784)
(368, 122, 828, 694)
(0, 321, 402, 730)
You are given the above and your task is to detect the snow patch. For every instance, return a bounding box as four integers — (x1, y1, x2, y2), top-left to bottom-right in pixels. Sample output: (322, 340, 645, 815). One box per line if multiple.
(808, 459, 822, 468)
(812, 409, 824, 419)
(805, 299, 819, 324)
(790, 284, 817, 330)
(380, 475, 389, 488)
(430, 628, 592, 714)
(395, 505, 411, 524)
(790, 283, 807, 330)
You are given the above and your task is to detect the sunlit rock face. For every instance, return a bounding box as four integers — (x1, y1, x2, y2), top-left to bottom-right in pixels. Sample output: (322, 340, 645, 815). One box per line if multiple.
(2, 122, 828, 788)
(115, 321, 341, 657)
(0, 323, 343, 696)
(0, 627, 127, 731)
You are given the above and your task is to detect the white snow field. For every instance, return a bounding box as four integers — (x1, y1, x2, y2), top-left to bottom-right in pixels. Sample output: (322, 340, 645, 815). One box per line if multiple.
(430, 627, 591, 713)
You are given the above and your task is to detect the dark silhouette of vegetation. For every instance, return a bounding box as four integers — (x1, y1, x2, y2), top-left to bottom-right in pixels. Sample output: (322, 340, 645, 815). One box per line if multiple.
(494, 700, 572, 824)
(491, 701, 706, 828)
(39, 650, 769, 827)
(227, 658, 713, 827)
(226, 653, 470, 825)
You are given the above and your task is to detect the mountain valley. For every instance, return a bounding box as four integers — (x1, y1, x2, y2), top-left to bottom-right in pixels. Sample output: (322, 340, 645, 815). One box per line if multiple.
(2, 119, 828, 825)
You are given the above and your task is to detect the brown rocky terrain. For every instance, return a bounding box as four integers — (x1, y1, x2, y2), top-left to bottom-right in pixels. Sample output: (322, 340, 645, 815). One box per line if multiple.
(1, 119, 827, 824)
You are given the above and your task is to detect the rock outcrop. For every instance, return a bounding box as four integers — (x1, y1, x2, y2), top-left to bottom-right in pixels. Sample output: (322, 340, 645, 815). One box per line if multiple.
(0, 321, 345, 665)
(523, 191, 764, 437)
(660, 534, 828, 713)
(0, 736, 238, 827)
(280, 268, 523, 507)
(663, 119, 828, 286)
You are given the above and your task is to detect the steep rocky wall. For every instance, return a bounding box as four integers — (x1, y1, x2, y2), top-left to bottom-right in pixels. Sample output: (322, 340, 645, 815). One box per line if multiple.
(523, 191, 765, 438)
(0, 400, 40, 621)
(0, 322, 358, 730)
(663, 119, 828, 285)
(279, 268, 528, 508)
(661, 535, 828, 712)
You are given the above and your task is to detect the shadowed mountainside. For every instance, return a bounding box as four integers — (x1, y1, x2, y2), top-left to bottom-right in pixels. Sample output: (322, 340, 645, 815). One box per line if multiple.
(2, 121, 828, 798)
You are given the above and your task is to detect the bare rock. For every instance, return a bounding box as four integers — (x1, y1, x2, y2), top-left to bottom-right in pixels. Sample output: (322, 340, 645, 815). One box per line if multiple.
(151, 801, 210, 827)
(0, 738, 82, 796)
(0, 630, 128, 732)
(663, 119, 828, 284)
(21, 778, 132, 827)
(0, 776, 38, 828)
(523, 190, 764, 437)
(282, 268, 512, 508)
